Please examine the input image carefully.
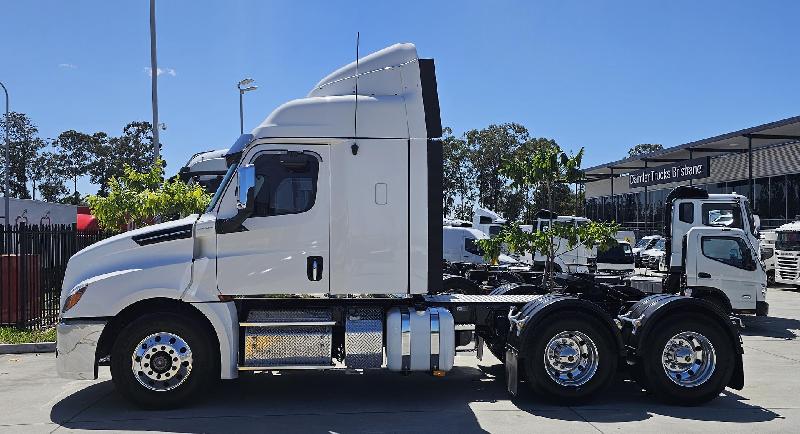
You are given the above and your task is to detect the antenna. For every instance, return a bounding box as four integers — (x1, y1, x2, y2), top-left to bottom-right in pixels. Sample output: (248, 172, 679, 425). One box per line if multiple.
(351, 32, 360, 155)
(354, 32, 360, 139)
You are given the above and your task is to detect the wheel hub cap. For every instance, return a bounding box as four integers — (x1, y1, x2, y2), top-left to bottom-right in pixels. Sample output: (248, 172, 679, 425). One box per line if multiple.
(544, 331, 599, 387)
(131, 332, 193, 392)
(661, 331, 716, 388)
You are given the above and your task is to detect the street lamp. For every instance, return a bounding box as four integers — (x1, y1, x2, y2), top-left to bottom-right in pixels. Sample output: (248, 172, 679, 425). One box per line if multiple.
(238, 78, 257, 135)
(0, 81, 8, 227)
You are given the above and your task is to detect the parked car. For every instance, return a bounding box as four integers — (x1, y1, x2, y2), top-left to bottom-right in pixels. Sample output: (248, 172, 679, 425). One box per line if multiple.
(632, 235, 662, 266)
(596, 240, 635, 275)
(641, 238, 666, 271)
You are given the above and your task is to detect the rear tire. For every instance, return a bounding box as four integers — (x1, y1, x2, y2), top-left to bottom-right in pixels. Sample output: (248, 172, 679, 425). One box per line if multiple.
(639, 314, 734, 405)
(523, 313, 617, 404)
(110, 312, 215, 409)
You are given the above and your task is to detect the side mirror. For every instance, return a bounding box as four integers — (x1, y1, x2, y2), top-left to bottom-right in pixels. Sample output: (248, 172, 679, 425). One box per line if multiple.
(753, 214, 761, 234)
(237, 164, 255, 209)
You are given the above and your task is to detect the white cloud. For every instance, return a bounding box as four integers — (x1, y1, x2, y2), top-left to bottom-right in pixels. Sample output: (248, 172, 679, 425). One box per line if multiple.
(144, 67, 177, 77)
(58, 63, 77, 69)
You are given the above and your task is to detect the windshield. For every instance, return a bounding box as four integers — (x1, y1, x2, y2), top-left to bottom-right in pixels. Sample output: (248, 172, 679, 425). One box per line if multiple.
(634, 238, 651, 249)
(776, 231, 800, 251)
(654, 239, 665, 250)
(206, 163, 237, 213)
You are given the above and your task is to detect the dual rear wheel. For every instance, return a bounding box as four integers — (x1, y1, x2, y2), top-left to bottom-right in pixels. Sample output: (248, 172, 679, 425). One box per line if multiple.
(521, 312, 734, 405)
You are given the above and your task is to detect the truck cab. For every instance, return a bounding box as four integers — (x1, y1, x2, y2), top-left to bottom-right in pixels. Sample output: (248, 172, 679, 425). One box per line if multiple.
(773, 221, 800, 286)
(177, 149, 230, 194)
(473, 207, 506, 237)
(518, 212, 593, 273)
(443, 225, 517, 265)
(664, 186, 767, 315)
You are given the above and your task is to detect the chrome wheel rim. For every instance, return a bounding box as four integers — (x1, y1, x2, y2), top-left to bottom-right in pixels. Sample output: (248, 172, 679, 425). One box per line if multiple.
(543, 330, 599, 387)
(661, 331, 716, 388)
(131, 332, 193, 392)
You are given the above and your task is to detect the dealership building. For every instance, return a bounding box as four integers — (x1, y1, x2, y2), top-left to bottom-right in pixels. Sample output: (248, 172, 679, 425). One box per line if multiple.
(582, 115, 800, 232)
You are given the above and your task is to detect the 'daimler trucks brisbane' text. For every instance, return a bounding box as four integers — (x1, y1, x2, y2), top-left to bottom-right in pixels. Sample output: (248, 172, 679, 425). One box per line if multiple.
(57, 44, 746, 409)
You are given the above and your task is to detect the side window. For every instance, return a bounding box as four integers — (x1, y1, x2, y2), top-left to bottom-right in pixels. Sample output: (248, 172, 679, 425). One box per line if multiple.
(465, 238, 483, 256)
(701, 236, 755, 270)
(678, 202, 694, 223)
(701, 203, 742, 229)
(251, 151, 319, 217)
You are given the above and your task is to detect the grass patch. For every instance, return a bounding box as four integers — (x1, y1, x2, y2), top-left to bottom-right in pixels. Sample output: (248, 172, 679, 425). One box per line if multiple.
(0, 327, 56, 344)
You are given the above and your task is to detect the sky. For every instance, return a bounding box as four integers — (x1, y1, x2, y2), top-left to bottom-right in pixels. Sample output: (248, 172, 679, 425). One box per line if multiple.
(2, 0, 799, 194)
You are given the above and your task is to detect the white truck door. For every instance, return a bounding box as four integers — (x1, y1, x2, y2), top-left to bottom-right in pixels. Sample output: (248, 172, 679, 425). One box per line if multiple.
(687, 228, 760, 310)
(217, 144, 330, 295)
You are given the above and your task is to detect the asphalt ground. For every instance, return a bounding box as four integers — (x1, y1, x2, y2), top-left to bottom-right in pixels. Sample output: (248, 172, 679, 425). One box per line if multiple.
(1, 286, 798, 433)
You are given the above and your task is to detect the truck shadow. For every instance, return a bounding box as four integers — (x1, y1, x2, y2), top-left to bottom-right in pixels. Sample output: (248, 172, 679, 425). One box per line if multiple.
(50, 363, 781, 433)
(741, 315, 800, 340)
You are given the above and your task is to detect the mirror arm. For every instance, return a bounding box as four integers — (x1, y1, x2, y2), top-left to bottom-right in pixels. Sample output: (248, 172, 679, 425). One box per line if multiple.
(216, 187, 255, 234)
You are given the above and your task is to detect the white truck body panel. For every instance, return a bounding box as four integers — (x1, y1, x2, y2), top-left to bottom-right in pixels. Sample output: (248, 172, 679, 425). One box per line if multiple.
(685, 227, 766, 311)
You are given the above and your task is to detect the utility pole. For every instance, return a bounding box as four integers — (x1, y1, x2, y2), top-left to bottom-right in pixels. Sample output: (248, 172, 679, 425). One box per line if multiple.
(1, 81, 8, 227)
(149, 0, 160, 163)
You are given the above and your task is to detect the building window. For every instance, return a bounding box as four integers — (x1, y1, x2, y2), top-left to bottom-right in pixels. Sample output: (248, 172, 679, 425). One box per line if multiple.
(769, 175, 786, 221)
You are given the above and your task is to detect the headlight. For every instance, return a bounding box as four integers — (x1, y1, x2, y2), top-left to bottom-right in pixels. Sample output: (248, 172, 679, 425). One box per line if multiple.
(62, 285, 87, 313)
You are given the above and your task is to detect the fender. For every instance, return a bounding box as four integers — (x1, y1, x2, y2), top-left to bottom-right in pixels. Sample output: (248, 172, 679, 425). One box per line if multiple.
(505, 294, 625, 357)
(619, 293, 744, 390)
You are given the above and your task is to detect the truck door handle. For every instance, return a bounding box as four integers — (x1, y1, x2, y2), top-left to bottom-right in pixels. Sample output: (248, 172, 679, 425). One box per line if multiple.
(698, 272, 711, 278)
(307, 256, 323, 281)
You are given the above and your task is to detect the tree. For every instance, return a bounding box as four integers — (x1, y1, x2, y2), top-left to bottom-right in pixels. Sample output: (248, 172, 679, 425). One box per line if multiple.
(89, 122, 158, 195)
(465, 123, 529, 218)
(628, 143, 663, 158)
(87, 159, 210, 232)
(441, 127, 475, 220)
(478, 140, 619, 285)
(0, 112, 45, 198)
(36, 152, 70, 202)
(53, 130, 96, 201)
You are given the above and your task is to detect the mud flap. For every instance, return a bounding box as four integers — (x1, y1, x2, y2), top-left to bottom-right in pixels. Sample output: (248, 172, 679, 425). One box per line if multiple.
(505, 347, 519, 396)
(476, 336, 484, 361)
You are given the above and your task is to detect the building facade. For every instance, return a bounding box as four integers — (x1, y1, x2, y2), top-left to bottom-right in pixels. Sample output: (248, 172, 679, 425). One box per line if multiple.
(583, 116, 800, 232)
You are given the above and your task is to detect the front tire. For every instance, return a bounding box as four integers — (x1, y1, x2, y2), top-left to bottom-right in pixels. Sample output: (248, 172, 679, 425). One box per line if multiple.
(639, 314, 734, 405)
(110, 313, 215, 409)
(523, 313, 617, 404)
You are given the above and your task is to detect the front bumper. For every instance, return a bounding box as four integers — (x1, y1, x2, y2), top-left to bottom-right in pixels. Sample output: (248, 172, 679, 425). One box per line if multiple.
(56, 319, 106, 380)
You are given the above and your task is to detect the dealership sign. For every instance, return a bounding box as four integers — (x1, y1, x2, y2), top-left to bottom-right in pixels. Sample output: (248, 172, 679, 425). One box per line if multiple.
(628, 157, 710, 188)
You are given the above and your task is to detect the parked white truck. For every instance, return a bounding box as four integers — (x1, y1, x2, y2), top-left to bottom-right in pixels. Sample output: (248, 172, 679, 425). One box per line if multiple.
(773, 221, 800, 286)
(661, 186, 768, 316)
(57, 44, 745, 409)
(517, 211, 593, 273)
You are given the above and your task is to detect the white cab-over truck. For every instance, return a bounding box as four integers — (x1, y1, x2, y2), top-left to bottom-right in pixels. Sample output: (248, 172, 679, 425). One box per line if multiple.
(57, 44, 745, 409)
(773, 221, 800, 286)
(661, 186, 768, 316)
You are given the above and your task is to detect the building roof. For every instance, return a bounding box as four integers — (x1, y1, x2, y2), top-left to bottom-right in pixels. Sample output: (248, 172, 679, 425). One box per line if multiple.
(583, 115, 800, 181)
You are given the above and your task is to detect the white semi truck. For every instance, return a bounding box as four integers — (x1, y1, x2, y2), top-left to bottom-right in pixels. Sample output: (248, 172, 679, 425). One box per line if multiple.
(177, 149, 230, 193)
(57, 44, 745, 409)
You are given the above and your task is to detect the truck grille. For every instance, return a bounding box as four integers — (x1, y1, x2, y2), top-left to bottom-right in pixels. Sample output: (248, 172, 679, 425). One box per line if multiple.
(777, 254, 800, 281)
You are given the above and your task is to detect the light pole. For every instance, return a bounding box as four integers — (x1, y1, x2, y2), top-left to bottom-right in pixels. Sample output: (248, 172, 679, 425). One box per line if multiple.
(149, 0, 160, 163)
(238, 78, 257, 135)
(1, 81, 8, 227)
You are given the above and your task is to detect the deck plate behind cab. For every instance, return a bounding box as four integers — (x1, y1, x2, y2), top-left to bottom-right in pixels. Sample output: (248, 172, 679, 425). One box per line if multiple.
(423, 294, 543, 304)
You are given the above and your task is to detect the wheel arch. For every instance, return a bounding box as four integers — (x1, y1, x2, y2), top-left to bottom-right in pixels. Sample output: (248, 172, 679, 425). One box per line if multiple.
(96, 297, 236, 380)
(622, 294, 744, 390)
(509, 295, 626, 360)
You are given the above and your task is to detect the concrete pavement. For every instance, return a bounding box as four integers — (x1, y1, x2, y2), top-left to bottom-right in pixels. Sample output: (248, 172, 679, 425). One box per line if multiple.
(1, 286, 798, 433)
